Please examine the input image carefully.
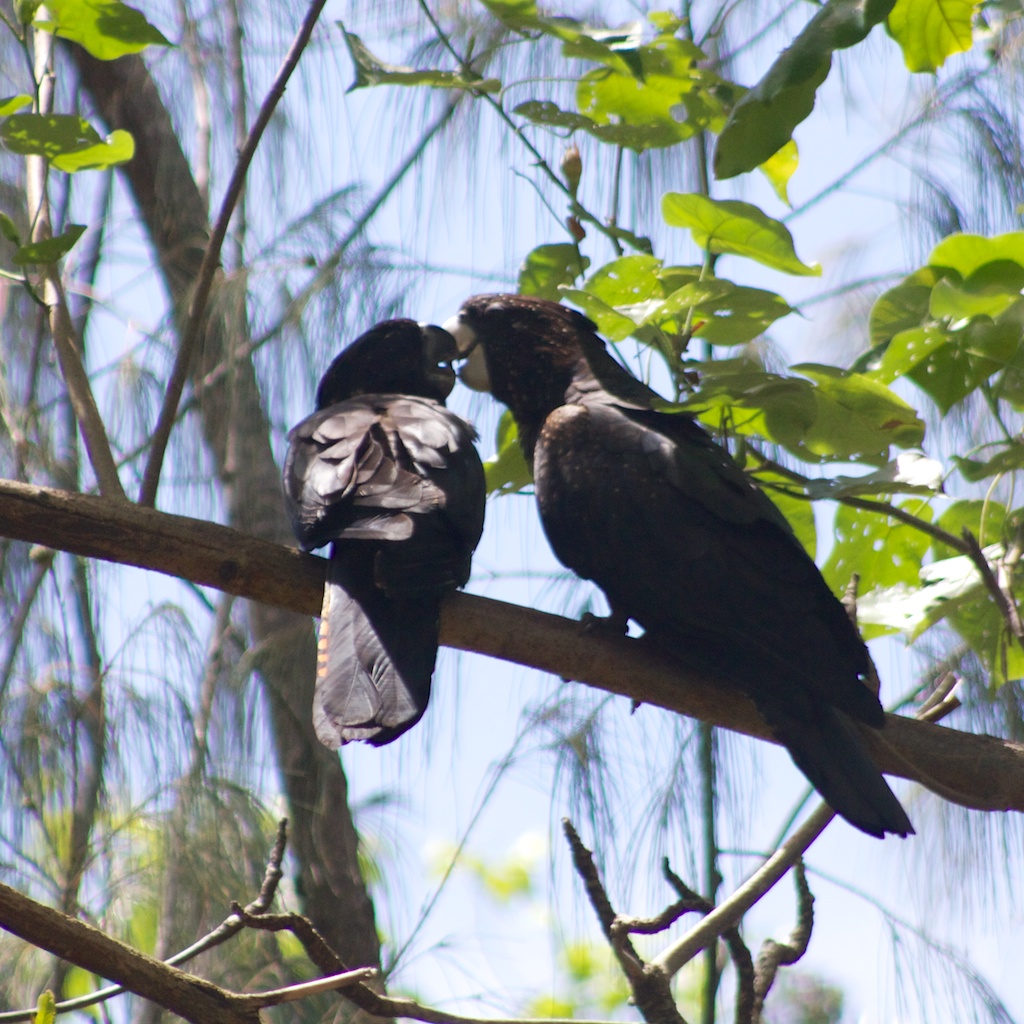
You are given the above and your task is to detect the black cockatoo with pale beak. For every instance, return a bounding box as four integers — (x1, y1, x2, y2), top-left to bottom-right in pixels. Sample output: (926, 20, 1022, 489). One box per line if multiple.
(445, 294, 912, 838)
(284, 319, 485, 747)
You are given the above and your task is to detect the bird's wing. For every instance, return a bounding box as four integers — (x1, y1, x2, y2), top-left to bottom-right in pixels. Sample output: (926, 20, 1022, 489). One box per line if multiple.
(534, 398, 880, 725)
(284, 394, 483, 555)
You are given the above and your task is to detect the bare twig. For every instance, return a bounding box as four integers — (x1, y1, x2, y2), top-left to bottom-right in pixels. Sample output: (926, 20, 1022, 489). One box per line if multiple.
(561, 821, 685, 1024)
(138, 0, 329, 507)
(750, 862, 813, 1023)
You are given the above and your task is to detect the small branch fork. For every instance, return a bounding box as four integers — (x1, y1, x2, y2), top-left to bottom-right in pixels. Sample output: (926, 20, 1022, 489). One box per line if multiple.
(561, 821, 813, 1024)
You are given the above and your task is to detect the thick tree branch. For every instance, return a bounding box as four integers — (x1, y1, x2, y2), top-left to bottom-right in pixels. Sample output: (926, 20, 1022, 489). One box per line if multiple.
(0, 478, 1022, 814)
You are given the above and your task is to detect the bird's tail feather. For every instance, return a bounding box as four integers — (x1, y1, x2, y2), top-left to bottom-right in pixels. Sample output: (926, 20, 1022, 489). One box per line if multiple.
(765, 702, 914, 838)
(313, 556, 440, 748)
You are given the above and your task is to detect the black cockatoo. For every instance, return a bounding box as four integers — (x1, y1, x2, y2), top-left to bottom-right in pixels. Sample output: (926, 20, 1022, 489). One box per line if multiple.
(283, 319, 485, 747)
(445, 294, 912, 838)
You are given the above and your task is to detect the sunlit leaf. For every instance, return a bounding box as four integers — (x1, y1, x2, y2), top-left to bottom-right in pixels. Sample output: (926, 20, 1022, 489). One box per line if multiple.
(887, 0, 977, 72)
(928, 231, 1024, 277)
(52, 128, 134, 172)
(518, 243, 589, 300)
(13, 224, 86, 264)
(714, 0, 897, 178)
(662, 193, 820, 276)
(40, 0, 170, 59)
(759, 139, 799, 205)
(33, 991, 55, 1024)
(929, 261, 1024, 321)
(823, 501, 934, 630)
(0, 95, 32, 116)
(342, 29, 501, 92)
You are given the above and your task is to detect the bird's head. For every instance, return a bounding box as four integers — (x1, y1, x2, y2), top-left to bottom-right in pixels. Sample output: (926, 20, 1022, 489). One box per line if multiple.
(444, 295, 601, 456)
(315, 319, 458, 409)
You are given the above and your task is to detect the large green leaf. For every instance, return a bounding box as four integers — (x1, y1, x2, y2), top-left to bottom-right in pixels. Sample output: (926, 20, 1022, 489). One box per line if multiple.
(887, 0, 977, 72)
(518, 243, 589, 300)
(662, 193, 820, 276)
(40, 0, 169, 59)
(714, 0, 897, 179)
(342, 30, 500, 92)
(867, 266, 943, 351)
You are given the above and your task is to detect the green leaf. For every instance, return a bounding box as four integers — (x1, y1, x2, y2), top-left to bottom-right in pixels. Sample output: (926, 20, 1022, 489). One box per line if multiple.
(560, 289, 642, 341)
(41, 0, 170, 59)
(341, 29, 501, 93)
(759, 139, 799, 205)
(936, 499, 1006, 554)
(689, 283, 793, 345)
(0, 212, 20, 244)
(947, 588, 1024, 686)
(485, 411, 533, 495)
(13, 224, 86, 264)
(887, 0, 977, 72)
(518, 243, 589, 300)
(928, 231, 1024, 277)
(823, 501, 934, 633)
(574, 38, 726, 151)
(952, 444, 1024, 482)
(854, 548, 987, 639)
(867, 266, 943, 349)
(0, 114, 129, 170)
(869, 324, 951, 384)
(52, 128, 134, 172)
(792, 363, 925, 460)
(33, 991, 56, 1024)
(929, 260, 1024, 321)
(577, 254, 663, 306)
(663, 193, 820, 276)
(803, 451, 944, 499)
(714, 0, 897, 179)
(907, 318, 1021, 412)
(0, 95, 32, 116)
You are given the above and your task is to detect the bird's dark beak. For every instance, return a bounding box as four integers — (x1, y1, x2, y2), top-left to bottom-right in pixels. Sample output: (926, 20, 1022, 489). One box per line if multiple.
(443, 314, 491, 392)
(419, 324, 458, 398)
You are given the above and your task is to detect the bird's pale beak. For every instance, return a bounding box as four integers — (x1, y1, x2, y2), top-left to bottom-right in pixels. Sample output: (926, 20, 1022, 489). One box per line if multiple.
(443, 315, 492, 392)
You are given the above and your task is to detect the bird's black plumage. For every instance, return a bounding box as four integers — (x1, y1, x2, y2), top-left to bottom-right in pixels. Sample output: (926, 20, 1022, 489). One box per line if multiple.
(447, 294, 912, 838)
(283, 319, 485, 747)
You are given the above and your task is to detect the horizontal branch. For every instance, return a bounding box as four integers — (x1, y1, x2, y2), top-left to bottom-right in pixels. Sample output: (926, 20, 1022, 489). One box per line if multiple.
(0, 479, 1022, 815)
